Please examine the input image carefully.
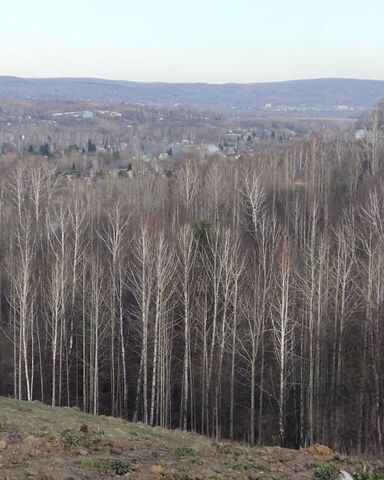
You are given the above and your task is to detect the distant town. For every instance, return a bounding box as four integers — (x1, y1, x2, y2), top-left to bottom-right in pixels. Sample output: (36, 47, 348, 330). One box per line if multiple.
(0, 97, 363, 183)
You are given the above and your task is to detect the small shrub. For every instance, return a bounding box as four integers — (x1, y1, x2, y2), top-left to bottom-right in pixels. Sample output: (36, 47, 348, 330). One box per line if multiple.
(314, 463, 339, 480)
(354, 471, 384, 480)
(225, 460, 263, 472)
(113, 461, 135, 475)
(174, 446, 198, 458)
(332, 452, 342, 461)
(36, 430, 55, 442)
(61, 430, 80, 450)
(81, 458, 94, 468)
(354, 472, 371, 480)
(82, 458, 110, 474)
(89, 431, 104, 445)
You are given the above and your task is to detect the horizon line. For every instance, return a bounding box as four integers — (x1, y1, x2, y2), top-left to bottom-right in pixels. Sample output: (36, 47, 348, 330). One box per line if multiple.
(1, 74, 384, 86)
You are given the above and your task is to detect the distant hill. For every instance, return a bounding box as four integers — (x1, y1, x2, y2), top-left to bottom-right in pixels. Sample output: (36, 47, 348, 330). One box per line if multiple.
(0, 76, 384, 114)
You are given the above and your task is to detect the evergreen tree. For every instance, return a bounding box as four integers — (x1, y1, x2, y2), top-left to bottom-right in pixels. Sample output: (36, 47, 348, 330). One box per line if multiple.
(87, 139, 96, 154)
(39, 143, 50, 157)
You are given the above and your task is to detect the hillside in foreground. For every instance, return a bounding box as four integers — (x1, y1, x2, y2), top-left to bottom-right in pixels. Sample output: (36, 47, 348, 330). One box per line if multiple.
(0, 397, 381, 480)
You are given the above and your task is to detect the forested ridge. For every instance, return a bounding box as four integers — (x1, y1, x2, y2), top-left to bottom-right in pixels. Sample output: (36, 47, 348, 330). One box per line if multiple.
(2, 76, 384, 113)
(0, 112, 384, 453)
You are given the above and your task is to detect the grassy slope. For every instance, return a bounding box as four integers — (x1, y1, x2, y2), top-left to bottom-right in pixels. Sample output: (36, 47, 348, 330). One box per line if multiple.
(0, 396, 381, 479)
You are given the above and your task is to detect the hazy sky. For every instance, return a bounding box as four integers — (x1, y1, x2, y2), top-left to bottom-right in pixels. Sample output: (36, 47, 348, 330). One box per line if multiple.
(1, 0, 383, 83)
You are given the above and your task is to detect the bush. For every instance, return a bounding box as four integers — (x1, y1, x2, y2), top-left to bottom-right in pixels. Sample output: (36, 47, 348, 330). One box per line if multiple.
(82, 458, 110, 474)
(314, 463, 339, 480)
(113, 461, 134, 475)
(174, 446, 197, 458)
(354, 471, 384, 480)
(332, 452, 342, 461)
(61, 430, 80, 450)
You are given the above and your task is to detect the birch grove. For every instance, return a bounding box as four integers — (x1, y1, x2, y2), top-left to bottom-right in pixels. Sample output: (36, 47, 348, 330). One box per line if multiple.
(0, 128, 384, 453)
